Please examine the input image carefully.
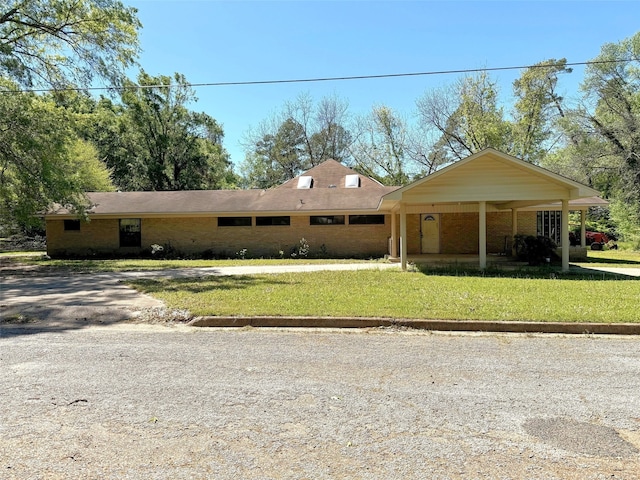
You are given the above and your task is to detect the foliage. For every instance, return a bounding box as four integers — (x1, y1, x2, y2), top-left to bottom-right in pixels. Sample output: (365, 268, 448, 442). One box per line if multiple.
(511, 59, 572, 163)
(350, 105, 412, 185)
(514, 235, 558, 266)
(241, 93, 352, 188)
(117, 71, 236, 191)
(0, 79, 113, 229)
(290, 238, 309, 258)
(417, 72, 511, 162)
(0, 0, 140, 89)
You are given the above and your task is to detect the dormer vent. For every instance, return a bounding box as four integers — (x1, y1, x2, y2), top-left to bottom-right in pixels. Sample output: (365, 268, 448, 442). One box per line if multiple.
(345, 174, 360, 188)
(297, 176, 313, 189)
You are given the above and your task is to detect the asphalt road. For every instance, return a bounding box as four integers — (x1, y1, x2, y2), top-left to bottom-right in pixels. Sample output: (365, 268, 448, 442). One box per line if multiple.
(1, 325, 639, 479)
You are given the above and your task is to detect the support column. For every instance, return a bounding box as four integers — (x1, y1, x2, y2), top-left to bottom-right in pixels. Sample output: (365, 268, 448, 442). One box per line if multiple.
(390, 211, 398, 258)
(400, 204, 407, 271)
(562, 199, 570, 272)
(479, 201, 487, 270)
(511, 208, 518, 256)
(580, 209, 586, 247)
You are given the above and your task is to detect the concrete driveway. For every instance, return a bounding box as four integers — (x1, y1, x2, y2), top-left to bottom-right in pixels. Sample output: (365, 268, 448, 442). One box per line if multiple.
(0, 263, 399, 326)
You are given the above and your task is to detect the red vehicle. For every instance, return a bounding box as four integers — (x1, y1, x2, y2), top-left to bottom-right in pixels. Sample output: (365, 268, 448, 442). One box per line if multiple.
(585, 231, 617, 250)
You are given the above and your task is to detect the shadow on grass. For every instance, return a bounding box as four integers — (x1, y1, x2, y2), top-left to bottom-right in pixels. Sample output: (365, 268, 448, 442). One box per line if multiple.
(130, 274, 294, 294)
(415, 264, 639, 281)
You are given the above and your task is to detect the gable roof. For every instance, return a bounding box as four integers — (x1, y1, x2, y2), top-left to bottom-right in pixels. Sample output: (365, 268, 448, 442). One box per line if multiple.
(46, 159, 398, 218)
(381, 148, 601, 209)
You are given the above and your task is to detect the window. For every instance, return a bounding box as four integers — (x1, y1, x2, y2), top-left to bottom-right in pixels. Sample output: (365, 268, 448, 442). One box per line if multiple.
(310, 215, 345, 225)
(119, 218, 141, 247)
(297, 176, 313, 189)
(256, 216, 290, 226)
(537, 211, 562, 245)
(345, 174, 360, 188)
(64, 219, 81, 231)
(218, 217, 252, 227)
(349, 215, 385, 225)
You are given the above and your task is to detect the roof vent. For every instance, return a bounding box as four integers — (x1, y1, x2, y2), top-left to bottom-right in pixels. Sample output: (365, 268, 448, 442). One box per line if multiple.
(345, 174, 360, 188)
(297, 176, 313, 189)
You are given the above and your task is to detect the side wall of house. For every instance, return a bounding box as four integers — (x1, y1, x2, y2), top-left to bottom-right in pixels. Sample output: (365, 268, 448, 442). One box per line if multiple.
(47, 215, 391, 258)
(439, 211, 537, 254)
(47, 219, 120, 256)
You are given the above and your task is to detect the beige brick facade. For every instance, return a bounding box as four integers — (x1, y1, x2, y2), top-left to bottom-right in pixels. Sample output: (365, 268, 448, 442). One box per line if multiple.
(47, 215, 391, 258)
(45, 210, 546, 258)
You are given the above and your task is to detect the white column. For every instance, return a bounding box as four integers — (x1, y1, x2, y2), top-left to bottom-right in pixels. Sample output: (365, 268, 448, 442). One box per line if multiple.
(580, 210, 586, 247)
(511, 208, 518, 256)
(479, 201, 487, 269)
(400, 205, 407, 271)
(562, 199, 569, 272)
(390, 211, 398, 258)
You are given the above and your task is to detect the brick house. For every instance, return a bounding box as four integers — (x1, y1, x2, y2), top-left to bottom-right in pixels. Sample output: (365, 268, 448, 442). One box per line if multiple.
(45, 149, 605, 271)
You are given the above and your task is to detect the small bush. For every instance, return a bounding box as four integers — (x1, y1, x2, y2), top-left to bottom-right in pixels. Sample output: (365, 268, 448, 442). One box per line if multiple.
(514, 235, 558, 266)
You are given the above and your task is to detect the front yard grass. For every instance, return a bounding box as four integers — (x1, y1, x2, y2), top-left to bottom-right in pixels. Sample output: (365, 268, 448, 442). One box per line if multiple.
(130, 268, 640, 323)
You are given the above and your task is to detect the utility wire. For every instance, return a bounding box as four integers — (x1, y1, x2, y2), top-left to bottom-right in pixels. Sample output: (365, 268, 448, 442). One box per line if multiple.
(1, 58, 635, 94)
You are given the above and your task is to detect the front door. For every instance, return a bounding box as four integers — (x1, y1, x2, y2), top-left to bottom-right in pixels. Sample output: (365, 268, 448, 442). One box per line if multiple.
(421, 214, 440, 253)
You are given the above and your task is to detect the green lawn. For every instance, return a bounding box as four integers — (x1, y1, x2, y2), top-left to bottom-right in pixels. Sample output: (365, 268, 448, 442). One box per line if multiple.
(573, 249, 640, 267)
(130, 268, 640, 323)
(3, 256, 373, 273)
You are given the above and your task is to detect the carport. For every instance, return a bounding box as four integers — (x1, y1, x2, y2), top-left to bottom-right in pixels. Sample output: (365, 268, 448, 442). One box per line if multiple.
(380, 149, 603, 272)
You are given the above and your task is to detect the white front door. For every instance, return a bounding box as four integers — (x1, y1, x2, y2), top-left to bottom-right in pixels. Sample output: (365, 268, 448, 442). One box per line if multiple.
(421, 214, 440, 253)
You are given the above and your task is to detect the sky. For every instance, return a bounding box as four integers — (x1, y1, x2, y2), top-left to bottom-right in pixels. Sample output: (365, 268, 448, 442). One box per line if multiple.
(125, 0, 640, 168)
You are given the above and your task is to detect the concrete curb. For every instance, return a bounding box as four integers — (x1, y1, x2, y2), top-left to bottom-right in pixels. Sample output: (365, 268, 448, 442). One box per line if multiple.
(188, 316, 640, 335)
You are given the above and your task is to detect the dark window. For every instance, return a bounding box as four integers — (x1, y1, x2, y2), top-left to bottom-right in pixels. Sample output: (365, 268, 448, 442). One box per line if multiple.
(349, 215, 385, 225)
(537, 211, 562, 245)
(256, 216, 290, 226)
(119, 218, 141, 247)
(310, 215, 345, 225)
(64, 219, 81, 231)
(218, 217, 252, 227)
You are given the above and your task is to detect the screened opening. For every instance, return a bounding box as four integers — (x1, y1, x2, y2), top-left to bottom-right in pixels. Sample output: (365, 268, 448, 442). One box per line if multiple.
(256, 216, 291, 226)
(310, 215, 345, 225)
(537, 211, 562, 245)
(349, 215, 385, 225)
(218, 217, 252, 227)
(119, 218, 141, 248)
(64, 219, 81, 231)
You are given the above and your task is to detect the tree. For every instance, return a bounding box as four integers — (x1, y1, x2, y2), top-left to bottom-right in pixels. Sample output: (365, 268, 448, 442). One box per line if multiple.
(1, 0, 140, 89)
(0, 0, 140, 231)
(0, 79, 113, 229)
(511, 59, 572, 163)
(118, 71, 235, 191)
(242, 93, 352, 187)
(350, 105, 411, 185)
(548, 32, 640, 237)
(416, 72, 511, 163)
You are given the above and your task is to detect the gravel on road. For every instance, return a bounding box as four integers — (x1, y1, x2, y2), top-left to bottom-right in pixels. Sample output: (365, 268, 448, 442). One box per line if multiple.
(1, 325, 639, 479)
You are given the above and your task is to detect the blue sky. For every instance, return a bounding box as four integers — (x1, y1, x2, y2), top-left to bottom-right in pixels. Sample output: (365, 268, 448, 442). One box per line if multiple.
(126, 0, 640, 167)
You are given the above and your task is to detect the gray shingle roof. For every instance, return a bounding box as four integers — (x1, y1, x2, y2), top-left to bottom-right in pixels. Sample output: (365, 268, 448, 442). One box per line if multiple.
(47, 160, 399, 217)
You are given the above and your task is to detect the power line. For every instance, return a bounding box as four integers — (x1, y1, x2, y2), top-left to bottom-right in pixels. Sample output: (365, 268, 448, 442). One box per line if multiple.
(1, 58, 635, 94)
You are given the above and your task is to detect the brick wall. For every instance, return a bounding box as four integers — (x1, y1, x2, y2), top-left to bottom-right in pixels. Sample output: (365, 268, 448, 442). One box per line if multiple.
(47, 215, 391, 258)
(47, 210, 542, 258)
(47, 219, 120, 256)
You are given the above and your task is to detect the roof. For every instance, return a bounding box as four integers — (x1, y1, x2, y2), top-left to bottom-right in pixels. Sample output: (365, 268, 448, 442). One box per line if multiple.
(47, 160, 399, 218)
(381, 148, 603, 210)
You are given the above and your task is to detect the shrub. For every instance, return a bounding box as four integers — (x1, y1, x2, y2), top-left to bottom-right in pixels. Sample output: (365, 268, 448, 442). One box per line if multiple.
(514, 235, 558, 266)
